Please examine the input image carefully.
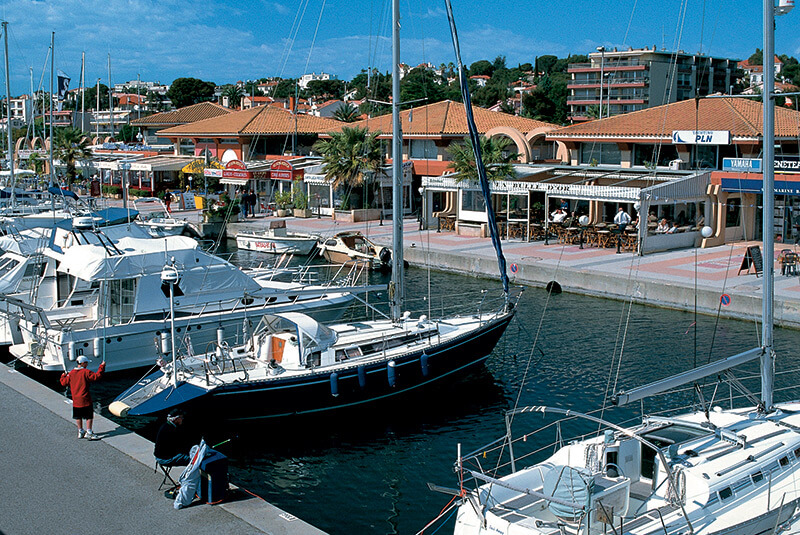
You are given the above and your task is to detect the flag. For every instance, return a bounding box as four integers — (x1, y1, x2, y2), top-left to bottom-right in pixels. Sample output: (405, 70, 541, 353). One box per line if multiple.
(57, 71, 70, 112)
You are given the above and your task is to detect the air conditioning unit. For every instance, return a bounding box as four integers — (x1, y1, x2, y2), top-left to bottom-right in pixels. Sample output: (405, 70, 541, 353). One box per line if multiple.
(669, 159, 687, 170)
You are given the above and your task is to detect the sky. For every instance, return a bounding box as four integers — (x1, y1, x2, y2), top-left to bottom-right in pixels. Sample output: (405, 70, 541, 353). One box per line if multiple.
(1, 0, 799, 95)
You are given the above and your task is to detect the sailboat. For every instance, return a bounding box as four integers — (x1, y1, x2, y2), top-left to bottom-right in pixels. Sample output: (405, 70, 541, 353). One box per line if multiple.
(446, 2, 800, 535)
(108, 0, 520, 419)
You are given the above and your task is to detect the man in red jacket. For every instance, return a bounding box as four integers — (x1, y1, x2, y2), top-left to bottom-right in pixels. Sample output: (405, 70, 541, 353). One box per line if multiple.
(59, 355, 106, 440)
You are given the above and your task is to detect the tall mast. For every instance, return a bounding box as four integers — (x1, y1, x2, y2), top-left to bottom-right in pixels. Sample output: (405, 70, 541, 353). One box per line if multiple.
(107, 53, 114, 138)
(48, 31, 53, 187)
(3, 21, 15, 204)
(95, 78, 99, 140)
(390, 0, 404, 321)
(80, 52, 85, 129)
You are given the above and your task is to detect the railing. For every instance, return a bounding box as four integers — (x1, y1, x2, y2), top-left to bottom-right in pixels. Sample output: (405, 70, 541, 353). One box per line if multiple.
(569, 59, 645, 69)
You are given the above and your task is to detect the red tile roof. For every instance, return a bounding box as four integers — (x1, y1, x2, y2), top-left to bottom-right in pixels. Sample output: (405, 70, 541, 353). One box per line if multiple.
(548, 97, 800, 141)
(332, 100, 556, 138)
(157, 104, 344, 137)
(131, 101, 230, 127)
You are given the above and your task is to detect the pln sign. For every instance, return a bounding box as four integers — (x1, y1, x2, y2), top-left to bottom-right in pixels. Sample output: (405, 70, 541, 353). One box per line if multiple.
(672, 130, 731, 145)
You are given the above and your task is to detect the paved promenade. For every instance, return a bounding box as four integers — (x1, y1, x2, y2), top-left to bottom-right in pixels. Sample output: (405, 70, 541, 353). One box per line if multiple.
(224, 211, 800, 328)
(0, 362, 326, 535)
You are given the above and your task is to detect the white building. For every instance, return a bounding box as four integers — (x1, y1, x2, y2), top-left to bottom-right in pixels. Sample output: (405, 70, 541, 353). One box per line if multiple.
(8, 95, 33, 124)
(114, 80, 169, 95)
(298, 72, 336, 89)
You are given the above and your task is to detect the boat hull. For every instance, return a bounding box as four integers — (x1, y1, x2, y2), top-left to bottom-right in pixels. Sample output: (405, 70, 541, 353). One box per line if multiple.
(125, 311, 514, 419)
(236, 233, 318, 255)
(10, 293, 355, 372)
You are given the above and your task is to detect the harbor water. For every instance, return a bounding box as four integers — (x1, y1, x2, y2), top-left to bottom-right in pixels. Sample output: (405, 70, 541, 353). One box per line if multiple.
(36, 246, 800, 534)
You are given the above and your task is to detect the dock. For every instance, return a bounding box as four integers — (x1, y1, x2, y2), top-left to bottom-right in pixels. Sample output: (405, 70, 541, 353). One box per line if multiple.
(225, 212, 800, 328)
(0, 362, 326, 535)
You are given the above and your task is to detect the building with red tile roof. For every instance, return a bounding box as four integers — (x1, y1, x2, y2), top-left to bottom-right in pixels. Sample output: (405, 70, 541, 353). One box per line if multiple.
(157, 104, 344, 161)
(328, 99, 560, 166)
(131, 102, 231, 146)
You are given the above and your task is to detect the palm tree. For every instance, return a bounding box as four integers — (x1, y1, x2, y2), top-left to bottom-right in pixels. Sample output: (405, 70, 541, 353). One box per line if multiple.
(54, 127, 92, 185)
(446, 135, 517, 183)
(28, 152, 45, 176)
(221, 85, 245, 108)
(313, 126, 384, 208)
(332, 102, 360, 123)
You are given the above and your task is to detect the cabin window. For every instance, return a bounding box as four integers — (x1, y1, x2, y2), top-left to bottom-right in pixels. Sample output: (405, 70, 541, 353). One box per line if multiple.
(752, 470, 764, 483)
(106, 278, 137, 325)
(719, 487, 733, 500)
(779, 456, 789, 467)
(794, 447, 800, 459)
(0, 258, 20, 276)
(57, 273, 76, 307)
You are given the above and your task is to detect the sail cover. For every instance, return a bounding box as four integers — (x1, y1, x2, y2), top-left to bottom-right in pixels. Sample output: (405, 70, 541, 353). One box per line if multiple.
(444, 0, 509, 295)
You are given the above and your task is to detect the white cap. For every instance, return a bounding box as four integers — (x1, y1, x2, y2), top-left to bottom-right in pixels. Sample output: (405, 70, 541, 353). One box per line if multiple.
(76, 355, 90, 364)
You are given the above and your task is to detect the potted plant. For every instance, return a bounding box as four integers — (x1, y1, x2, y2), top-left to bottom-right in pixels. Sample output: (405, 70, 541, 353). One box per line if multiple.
(275, 190, 293, 217)
(292, 186, 312, 218)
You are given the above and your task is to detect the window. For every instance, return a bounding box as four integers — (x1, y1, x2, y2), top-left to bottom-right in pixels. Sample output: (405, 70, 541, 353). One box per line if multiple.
(461, 190, 486, 213)
(726, 197, 742, 227)
(106, 279, 137, 325)
(409, 139, 437, 160)
(693, 145, 718, 169)
(752, 470, 764, 483)
(580, 143, 621, 165)
(719, 487, 733, 500)
(633, 144, 680, 167)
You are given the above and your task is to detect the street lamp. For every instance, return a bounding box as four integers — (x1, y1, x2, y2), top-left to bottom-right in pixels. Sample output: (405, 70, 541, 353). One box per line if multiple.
(418, 186, 425, 230)
(596, 46, 605, 120)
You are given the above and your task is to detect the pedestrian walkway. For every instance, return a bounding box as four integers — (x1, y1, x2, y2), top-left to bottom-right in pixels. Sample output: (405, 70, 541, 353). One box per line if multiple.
(229, 214, 800, 328)
(0, 363, 326, 535)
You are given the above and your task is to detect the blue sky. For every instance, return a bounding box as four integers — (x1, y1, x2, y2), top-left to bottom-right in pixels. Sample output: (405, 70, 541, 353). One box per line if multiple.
(1, 0, 798, 95)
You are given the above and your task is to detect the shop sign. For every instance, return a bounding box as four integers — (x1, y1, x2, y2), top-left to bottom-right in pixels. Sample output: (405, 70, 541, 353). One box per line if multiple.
(203, 168, 223, 178)
(720, 177, 800, 195)
(225, 159, 247, 170)
(270, 160, 294, 181)
(672, 130, 731, 145)
(723, 158, 762, 173)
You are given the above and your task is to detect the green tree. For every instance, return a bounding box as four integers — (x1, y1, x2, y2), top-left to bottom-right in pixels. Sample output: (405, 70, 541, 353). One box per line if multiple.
(221, 85, 245, 108)
(469, 60, 494, 77)
(167, 77, 216, 109)
(536, 55, 559, 75)
(749, 48, 763, 65)
(117, 124, 137, 142)
(53, 127, 92, 184)
(273, 78, 298, 99)
(446, 135, 517, 182)
(333, 102, 361, 122)
(305, 79, 344, 99)
(400, 67, 444, 105)
(28, 152, 45, 175)
(84, 84, 111, 111)
(313, 126, 384, 209)
(146, 91, 167, 112)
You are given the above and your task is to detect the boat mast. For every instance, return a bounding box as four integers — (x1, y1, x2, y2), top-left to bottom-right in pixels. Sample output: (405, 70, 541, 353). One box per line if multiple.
(48, 32, 53, 187)
(107, 53, 114, 138)
(3, 22, 16, 206)
(761, 0, 794, 411)
(390, 0, 404, 321)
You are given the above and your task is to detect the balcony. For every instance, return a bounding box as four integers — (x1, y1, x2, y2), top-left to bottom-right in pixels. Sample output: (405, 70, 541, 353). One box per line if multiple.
(568, 78, 649, 87)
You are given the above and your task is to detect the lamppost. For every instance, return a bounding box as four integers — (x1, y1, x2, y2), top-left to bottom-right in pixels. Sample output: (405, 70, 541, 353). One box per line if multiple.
(418, 186, 425, 230)
(596, 46, 605, 119)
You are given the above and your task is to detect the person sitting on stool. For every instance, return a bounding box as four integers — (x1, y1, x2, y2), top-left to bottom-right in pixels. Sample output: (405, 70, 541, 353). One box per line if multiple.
(154, 409, 193, 467)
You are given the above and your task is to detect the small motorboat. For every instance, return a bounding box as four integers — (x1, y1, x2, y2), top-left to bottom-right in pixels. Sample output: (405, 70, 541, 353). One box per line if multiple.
(236, 220, 319, 255)
(132, 197, 187, 237)
(317, 231, 394, 271)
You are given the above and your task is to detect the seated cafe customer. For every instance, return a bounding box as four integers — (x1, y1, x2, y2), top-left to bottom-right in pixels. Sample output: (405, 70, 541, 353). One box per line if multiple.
(550, 209, 567, 223)
(656, 218, 670, 233)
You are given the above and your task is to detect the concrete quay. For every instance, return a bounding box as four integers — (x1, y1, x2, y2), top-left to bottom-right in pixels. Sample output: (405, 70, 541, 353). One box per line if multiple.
(225, 212, 800, 328)
(0, 362, 326, 535)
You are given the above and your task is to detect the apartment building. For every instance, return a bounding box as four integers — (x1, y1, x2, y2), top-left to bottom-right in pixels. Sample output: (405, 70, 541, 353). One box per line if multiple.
(567, 46, 738, 122)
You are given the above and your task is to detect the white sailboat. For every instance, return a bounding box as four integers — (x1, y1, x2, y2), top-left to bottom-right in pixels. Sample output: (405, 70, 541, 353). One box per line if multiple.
(108, 0, 519, 419)
(447, 2, 800, 535)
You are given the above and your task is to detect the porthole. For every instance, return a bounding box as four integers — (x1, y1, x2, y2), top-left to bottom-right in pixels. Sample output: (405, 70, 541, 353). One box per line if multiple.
(780, 456, 789, 467)
(719, 487, 732, 500)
